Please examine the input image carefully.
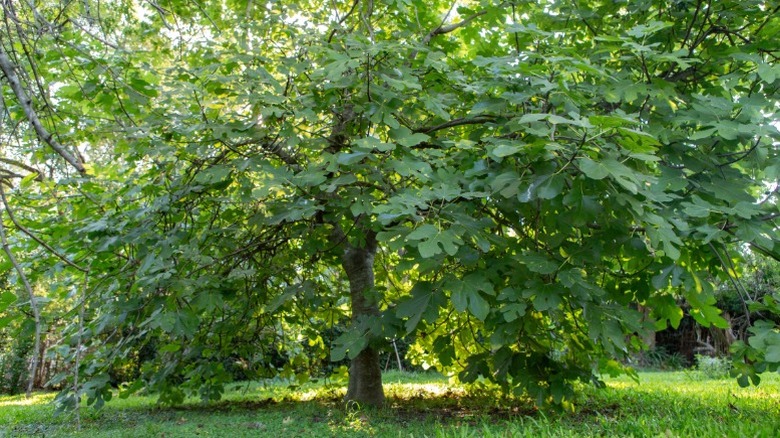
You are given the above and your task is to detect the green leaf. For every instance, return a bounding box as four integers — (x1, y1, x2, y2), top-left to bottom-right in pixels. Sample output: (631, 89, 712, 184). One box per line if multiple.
(397, 133, 430, 148)
(354, 136, 395, 152)
(336, 152, 369, 165)
(418, 239, 442, 258)
(535, 174, 565, 200)
(589, 115, 638, 128)
(461, 273, 495, 296)
(617, 128, 660, 153)
(579, 157, 609, 180)
(0, 316, 17, 329)
(294, 170, 328, 187)
(764, 344, 780, 363)
(491, 142, 524, 158)
(501, 303, 527, 322)
(451, 288, 468, 313)
(406, 224, 438, 241)
(757, 63, 778, 83)
(331, 329, 368, 361)
(0, 291, 16, 312)
(175, 310, 199, 338)
(532, 285, 561, 311)
(468, 293, 490, 321)
(396, 282, 434, 333)
(266, 286, 298, 312)
(652, 295, 684, 330)
(518, 253, 558, 274)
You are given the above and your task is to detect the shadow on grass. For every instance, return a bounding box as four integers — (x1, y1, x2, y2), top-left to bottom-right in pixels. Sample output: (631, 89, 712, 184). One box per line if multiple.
(5, 373, 780, 437)
(100, 389, 540, 423)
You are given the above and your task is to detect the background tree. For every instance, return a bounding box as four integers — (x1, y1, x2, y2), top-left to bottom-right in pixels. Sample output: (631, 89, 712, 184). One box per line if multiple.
(0, 0, 777, 409)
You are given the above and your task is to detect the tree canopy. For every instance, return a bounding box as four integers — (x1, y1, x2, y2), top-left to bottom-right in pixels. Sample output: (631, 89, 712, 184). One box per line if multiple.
(0, 0, 778, 409)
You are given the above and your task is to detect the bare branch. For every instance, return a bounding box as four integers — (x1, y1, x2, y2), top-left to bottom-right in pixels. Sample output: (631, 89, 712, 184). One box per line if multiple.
(0, 48, 86, 173)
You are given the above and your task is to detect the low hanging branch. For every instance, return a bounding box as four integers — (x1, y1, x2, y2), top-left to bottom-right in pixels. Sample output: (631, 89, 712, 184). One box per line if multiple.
(0, 48, 86, 174)
(0, 185, 87, 272)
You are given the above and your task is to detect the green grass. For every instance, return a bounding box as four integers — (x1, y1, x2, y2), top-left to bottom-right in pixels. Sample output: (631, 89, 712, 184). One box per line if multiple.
(1, 371, 779, 437)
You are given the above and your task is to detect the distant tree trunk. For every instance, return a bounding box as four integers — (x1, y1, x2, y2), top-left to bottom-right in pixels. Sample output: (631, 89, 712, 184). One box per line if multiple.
(639, 304, 656, 350)
(340, 231, 385, 408)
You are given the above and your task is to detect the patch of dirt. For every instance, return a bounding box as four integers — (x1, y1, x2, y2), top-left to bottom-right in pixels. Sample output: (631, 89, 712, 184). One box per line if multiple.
(390, 402, 538, 425)
(166, 398, 278, 412)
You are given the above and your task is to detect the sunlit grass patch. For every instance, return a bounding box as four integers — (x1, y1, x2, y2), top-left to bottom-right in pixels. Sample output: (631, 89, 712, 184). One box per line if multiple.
(2, 371, 780, 437)
(0, 392, 55, 407)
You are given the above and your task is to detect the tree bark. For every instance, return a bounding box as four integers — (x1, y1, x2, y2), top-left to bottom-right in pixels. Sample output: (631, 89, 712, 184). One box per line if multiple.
(340, 231, 385, 408)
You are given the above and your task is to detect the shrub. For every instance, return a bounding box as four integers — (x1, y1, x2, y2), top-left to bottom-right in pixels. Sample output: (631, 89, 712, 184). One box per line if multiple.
(694, 354, 731, 379)
(637, 346, 688, 370)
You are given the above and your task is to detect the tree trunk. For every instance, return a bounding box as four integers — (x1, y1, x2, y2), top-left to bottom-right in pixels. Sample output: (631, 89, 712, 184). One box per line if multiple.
(341, 232, 385, 408)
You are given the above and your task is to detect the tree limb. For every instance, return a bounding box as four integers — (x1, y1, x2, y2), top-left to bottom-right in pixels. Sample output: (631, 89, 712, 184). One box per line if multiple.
(229, 137, 301, 171)
(410, 8, 487, 62)
(0, 157, 43, 181)
(0, 184, 88, 272)
(0, 48, 86, 173)
(415, 115, 496, 134)
(423, 10, 487, 44)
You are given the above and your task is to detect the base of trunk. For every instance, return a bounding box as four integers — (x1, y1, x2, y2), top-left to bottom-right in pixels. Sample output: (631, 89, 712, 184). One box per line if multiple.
(345, 346, 384, 408)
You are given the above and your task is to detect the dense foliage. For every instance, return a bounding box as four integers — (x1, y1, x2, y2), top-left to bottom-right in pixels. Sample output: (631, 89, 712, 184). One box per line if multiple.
(0, 0, 778, 409)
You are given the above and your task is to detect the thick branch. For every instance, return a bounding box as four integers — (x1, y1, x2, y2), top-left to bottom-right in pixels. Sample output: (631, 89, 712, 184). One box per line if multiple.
(410, 9, 487, 62)
(0, 48, 86, 173)
(415, 115, 496, 134)
(423, 10, 487, 45)
(230, 138, 301, 171)
(263, 141, 301, 170)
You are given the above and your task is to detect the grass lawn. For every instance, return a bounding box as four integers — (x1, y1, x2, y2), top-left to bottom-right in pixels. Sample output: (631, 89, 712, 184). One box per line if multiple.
(1, 370, 779, 437)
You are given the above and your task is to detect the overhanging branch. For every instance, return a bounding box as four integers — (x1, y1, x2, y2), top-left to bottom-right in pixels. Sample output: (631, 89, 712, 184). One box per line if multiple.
(422, 10, 487, 45)
(0, 157, 43, 181)
(0, 184, 87, 272)
(415, 115, 496, 134)
(0, 48, 86, 174)
(409, 8, 487, 62)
